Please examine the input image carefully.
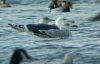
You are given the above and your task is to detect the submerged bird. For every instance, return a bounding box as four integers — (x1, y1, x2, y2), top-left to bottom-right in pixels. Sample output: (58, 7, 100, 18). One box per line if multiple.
(10, 48, 33, 64)
(8, 17, 71, 38)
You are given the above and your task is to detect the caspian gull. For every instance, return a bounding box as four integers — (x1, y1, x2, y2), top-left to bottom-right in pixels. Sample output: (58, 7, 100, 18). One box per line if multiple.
(8, 17, 71, 38)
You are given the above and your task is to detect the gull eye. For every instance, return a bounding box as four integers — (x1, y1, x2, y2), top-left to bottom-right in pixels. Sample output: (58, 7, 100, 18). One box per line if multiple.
(70, 20, 75, 23)
(48, 18, 55, 21)
(19, 25, 24, 29)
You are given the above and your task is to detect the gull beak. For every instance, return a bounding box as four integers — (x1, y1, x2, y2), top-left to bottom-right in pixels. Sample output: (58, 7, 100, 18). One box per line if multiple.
(50, 19, 55, 21)
(72, 25, 78, 27)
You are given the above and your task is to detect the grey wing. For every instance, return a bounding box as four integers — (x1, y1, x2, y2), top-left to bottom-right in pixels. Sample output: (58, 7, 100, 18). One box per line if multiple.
(39, 29, 71, 38)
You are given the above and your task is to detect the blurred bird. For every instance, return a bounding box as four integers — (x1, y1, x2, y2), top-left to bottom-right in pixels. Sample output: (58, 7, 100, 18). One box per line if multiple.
(10, 48, 38, 64)
(8, 17, 71, 38)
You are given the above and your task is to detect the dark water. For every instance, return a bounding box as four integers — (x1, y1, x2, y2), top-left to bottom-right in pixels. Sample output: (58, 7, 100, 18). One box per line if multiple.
(0, 0, 100, 64)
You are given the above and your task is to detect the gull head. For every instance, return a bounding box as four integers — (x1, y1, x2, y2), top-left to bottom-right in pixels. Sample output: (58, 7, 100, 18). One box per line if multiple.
(67, 20, 78, 27)
(55, 17, 70, 30)
(39, 16, 54, 24)
(55, 17, 66, 26)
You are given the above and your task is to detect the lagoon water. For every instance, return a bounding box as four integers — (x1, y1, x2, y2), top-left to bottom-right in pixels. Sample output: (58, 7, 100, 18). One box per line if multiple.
(0, 0, 100, 64)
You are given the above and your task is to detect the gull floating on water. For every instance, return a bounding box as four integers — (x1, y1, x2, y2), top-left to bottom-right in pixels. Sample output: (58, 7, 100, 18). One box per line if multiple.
(39, 16, 78, 27)
(8, 17, 71, 38)
(0, 0, 10, 8)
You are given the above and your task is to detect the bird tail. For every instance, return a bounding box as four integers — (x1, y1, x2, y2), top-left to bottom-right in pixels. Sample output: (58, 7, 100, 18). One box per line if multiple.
(8, 24, 26, 32)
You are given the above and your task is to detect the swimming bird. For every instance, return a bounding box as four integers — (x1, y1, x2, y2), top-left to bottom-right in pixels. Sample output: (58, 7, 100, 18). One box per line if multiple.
(8, 17, 71, 38)
(38, 17, 72, 38)
(10, 48, 73, 64)
(50, 0, 72, 13)
(8, 23, 59, 38)
(10, 48, 33, 64)
(0, 0, 10, 8)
